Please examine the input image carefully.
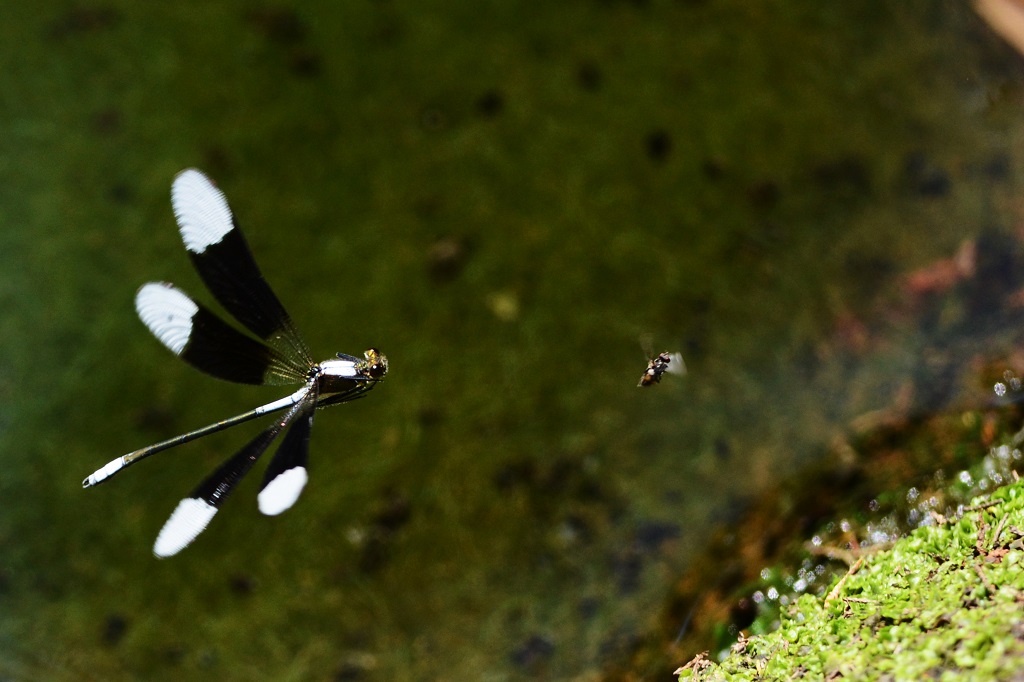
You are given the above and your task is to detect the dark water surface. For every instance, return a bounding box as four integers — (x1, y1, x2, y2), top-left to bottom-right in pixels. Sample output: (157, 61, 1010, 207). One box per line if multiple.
(2, 2, 1023, 680)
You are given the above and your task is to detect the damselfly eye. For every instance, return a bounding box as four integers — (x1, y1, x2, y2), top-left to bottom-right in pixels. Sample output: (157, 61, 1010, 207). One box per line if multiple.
(365, 350, 389, 380)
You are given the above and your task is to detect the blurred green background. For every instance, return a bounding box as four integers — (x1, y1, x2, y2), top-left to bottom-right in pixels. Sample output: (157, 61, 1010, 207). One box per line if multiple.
(2, 1, 1023, 680)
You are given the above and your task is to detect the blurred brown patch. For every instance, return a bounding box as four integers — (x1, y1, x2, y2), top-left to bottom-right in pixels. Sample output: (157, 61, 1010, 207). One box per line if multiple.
(977, 0, 1024, 56)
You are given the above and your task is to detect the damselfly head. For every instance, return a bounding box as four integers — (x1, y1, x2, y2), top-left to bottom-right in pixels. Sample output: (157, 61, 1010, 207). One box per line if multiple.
(361, 348, 389, 380)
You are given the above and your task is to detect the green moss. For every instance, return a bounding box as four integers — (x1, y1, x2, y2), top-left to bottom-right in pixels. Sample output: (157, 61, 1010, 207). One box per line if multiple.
(677, 482, 1024, 680)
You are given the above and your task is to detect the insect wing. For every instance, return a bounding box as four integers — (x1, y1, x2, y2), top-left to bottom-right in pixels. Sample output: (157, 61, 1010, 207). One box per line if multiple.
(170, 169, 312, 367)
(257, 406, 314, 516)
(136, 282, 304, 385)
(152, 398, 307, 558)
(665, 352, 686, 377)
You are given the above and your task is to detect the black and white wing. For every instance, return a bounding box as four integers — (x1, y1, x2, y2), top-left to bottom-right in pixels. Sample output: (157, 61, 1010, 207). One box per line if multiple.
(152, 394, 315, 558)
(171, 169, 312, 367)
(257, 407, 314, 516)
(135, 282, 303, 385)
(134, 169, 317, 385)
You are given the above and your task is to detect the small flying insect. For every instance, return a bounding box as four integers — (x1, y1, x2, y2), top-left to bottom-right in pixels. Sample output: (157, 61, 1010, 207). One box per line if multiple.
(82, 169, 388, 558)
(637, 336, 685, 387)
(638, 351, 685, 387)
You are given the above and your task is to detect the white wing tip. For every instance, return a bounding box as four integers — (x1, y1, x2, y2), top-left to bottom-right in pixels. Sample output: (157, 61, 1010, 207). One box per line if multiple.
(135, 283, 198, 356)
(153, 498, 218, 558)
(171, 169, 233, 254)
(174, 168, 206, 183)
(258, 467, 309, 516)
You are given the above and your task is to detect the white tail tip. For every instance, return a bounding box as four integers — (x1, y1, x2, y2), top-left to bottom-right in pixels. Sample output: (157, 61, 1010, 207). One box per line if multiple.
(82, 457, 126, 488)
